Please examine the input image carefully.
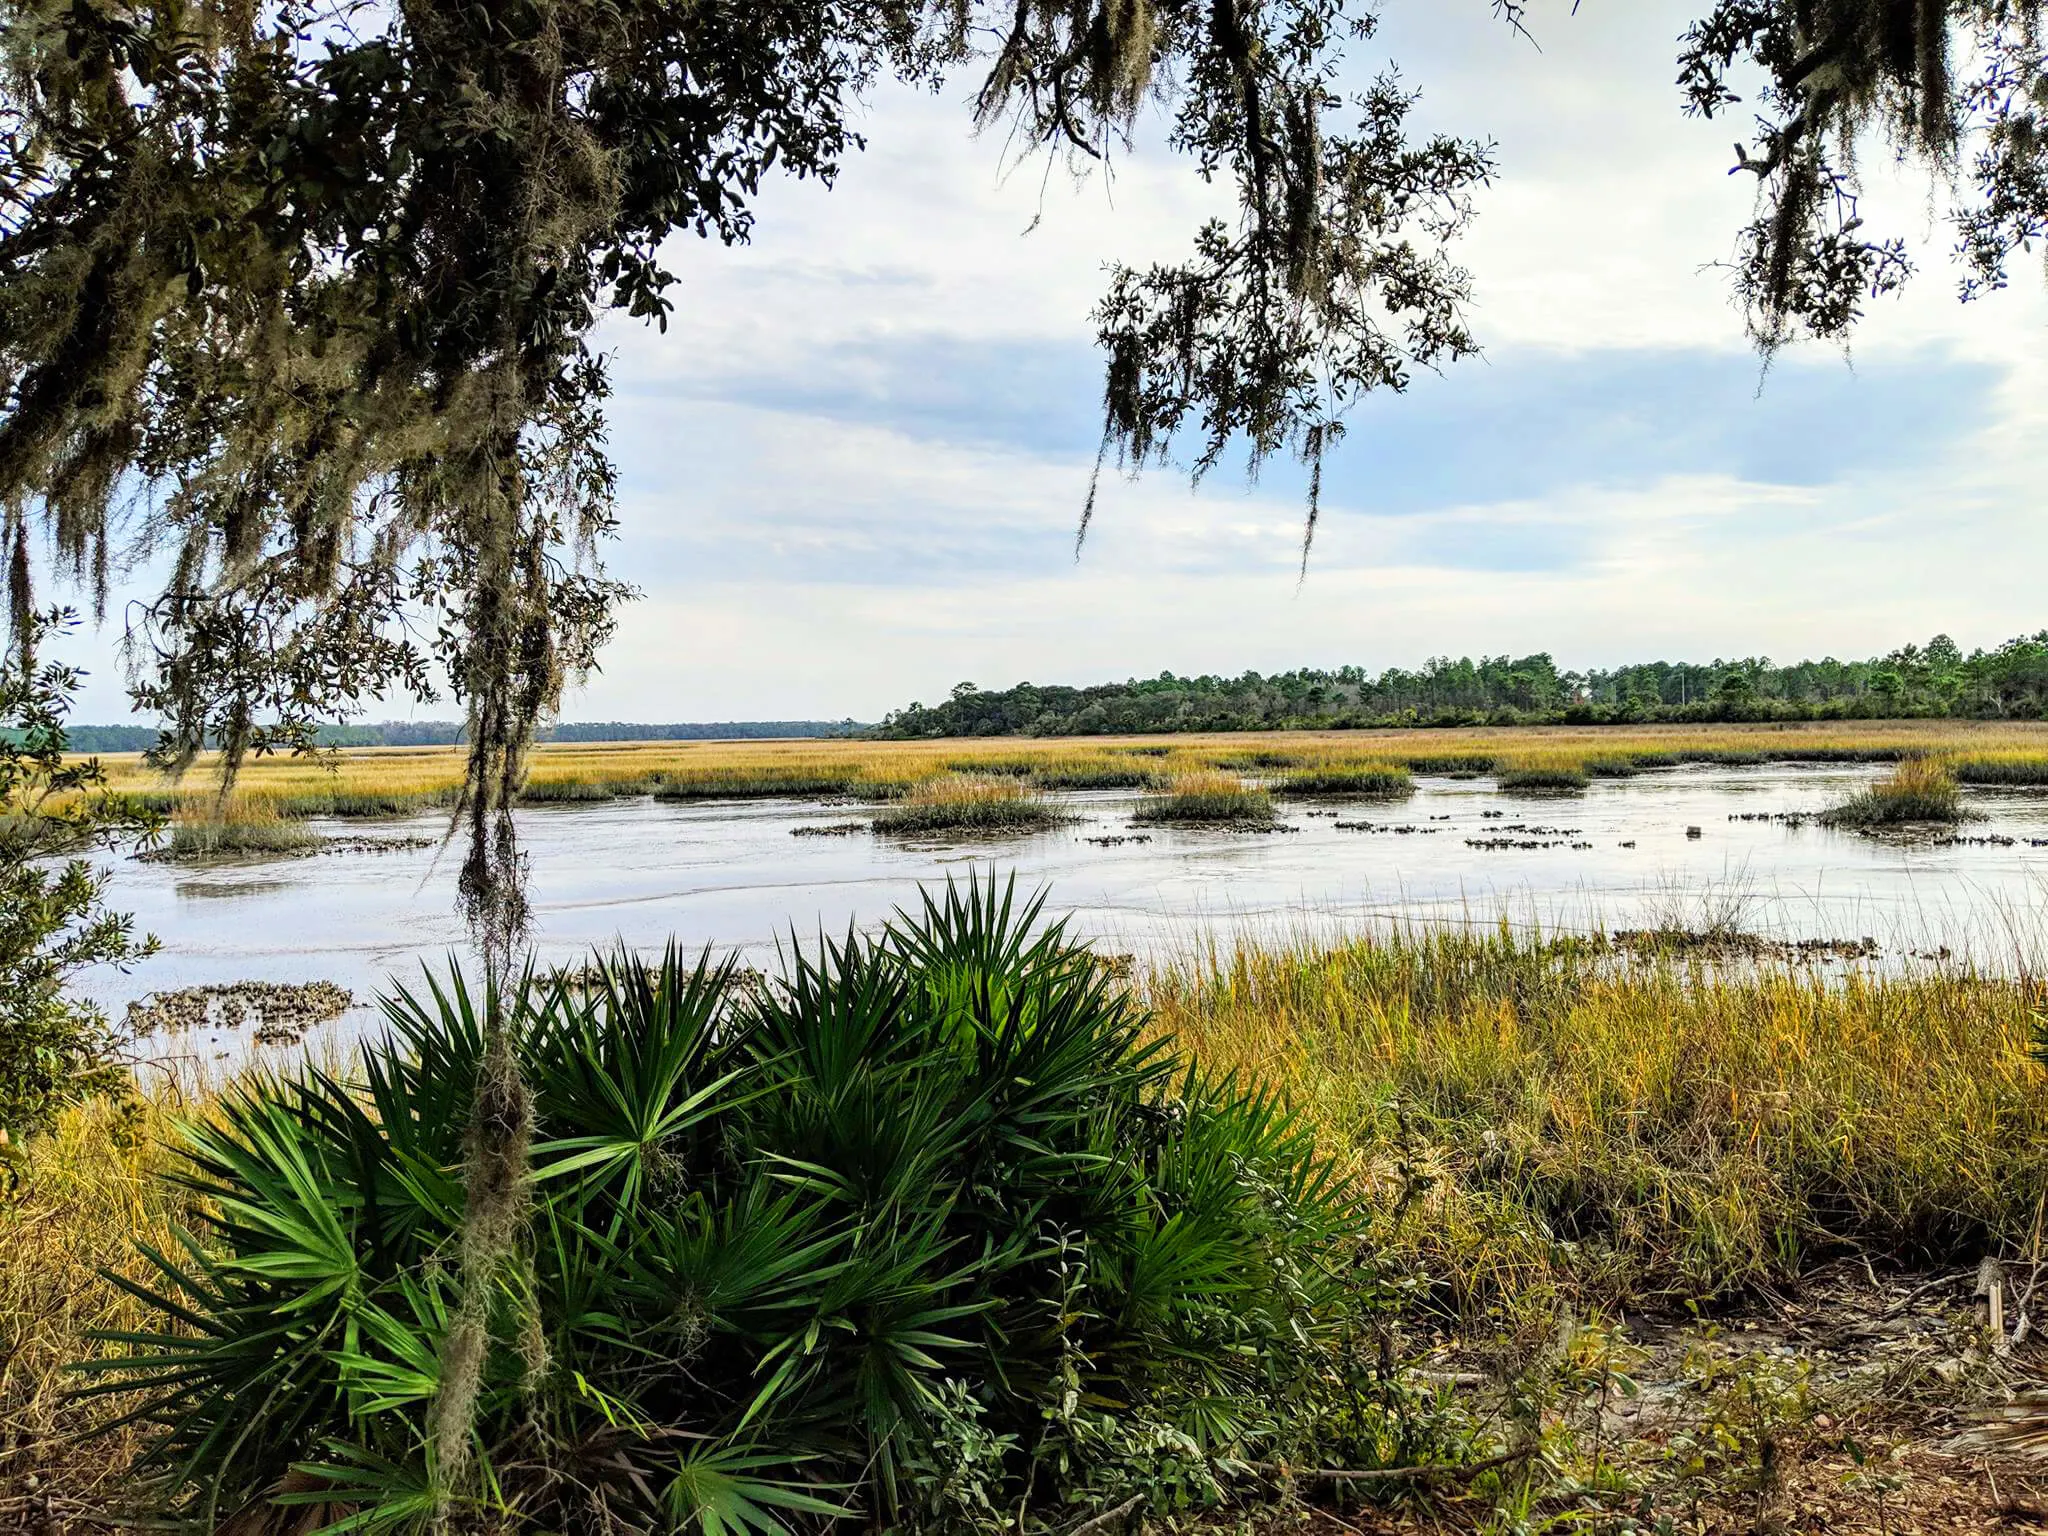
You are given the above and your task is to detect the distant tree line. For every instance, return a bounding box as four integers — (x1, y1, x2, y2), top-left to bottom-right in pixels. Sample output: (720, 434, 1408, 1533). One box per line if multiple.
(13, 721, 865, 754)
(879, 633, 2048, 737)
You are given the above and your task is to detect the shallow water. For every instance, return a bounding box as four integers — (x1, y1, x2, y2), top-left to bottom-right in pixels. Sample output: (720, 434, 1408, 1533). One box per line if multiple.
(82, 760, 2048, 1056)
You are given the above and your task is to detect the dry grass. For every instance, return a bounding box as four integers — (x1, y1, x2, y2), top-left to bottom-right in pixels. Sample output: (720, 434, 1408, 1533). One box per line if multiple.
(1150, 924, 2048, 1327)
(0, 1094, 204, 1520)
(1133, 770, 1276, 825)
(870, 773, 1067, 834)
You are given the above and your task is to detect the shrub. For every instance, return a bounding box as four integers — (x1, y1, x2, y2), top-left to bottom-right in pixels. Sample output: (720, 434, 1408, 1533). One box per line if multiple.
(1821, 755, 1968, 826)
(871, 772, 1068, 833)
(93, 882, 1399, 1531)
(1134, 771, 1276, 826)
(0, 610, 159, 1137)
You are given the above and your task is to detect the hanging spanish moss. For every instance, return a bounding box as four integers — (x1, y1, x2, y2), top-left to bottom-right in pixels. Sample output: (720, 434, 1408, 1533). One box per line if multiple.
(0, 0, 1502, 1505)
(1681, 1, 2048, 348)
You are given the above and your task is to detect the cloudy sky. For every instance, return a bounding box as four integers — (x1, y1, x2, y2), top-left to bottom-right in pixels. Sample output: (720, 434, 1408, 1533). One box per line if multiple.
(61, 2, 2048, 722)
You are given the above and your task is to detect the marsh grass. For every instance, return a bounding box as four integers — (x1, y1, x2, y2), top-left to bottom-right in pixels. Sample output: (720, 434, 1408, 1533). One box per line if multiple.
(653, 766, 859, 800)
(1148, 924, 2048, 1324)
(1134, 770, 1277, 826)
(1822, 755, 1969, 826)
(0, 1095, 202, 1510)
(164, 798, 323, 858)
(518, 775, 656, 803)
(75, 720, 2048, 819)
(1026, 756, 1163, 791)
(870, 773, 1067, 834)
(1273, 760, 1414, 798)
(1496, 756, 1591, 793)
(1956, 752, 2048, 786)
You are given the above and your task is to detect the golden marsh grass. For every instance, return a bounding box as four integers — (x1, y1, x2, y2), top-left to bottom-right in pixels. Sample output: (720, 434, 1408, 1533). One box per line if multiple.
(72, 718, 2048, 821)
(1147, 924, 2048, 1324)
(870, 773, 1066, 833)
(1134, 769, 1276, 825)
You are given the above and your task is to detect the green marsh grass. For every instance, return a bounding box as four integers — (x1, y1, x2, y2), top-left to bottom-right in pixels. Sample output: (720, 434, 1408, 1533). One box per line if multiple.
(870, 773, 1067, 834)
(1026, 756, 1162, 790)
(1134, 769, 1277, 826)
(1956, 752, 2048, 786)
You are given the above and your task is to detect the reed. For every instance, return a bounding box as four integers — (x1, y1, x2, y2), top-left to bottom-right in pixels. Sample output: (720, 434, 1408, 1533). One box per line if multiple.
(1821, 754, 1968, 825)
(869, 773, 1067, 834)
(1273, 760, 1414, 798)
(1134, 769, 1277, 825)
(1149, 923, 2048, 1322)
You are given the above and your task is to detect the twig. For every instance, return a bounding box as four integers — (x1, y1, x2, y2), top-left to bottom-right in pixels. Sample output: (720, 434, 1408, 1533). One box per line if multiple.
(1241, 1445, 1535, 1487)
(1881, 1270, 1975, 1318)
(1066, 1494, 1143, 1536)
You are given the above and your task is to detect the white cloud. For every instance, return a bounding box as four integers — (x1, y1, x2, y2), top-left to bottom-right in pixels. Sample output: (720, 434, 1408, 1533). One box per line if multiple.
(47, 3, 2048, 724)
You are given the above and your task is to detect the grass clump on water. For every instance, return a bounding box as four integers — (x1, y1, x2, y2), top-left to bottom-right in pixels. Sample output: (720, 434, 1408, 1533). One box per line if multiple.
(1274, 760, 1413, 799)
(163, 798, 322, 859)
(1495, 757, 1590, 793)
(1821, 755, 1969, 826)
(870, 772, 1066, 834)
(1134, 769, 1277, 826)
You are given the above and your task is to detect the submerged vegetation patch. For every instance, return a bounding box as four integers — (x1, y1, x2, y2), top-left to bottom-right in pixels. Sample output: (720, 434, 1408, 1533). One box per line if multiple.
(123, 980, 354, 1045)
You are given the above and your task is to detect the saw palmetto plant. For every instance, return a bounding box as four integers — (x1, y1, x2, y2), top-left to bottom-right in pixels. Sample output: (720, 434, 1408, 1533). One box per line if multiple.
(85, 879, 1424, 1532)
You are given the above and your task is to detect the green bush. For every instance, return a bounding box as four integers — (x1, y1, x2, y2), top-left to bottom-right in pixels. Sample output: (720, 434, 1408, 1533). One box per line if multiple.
(0, 610, 159, 1138)
(94, 882, 1417, 1532)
